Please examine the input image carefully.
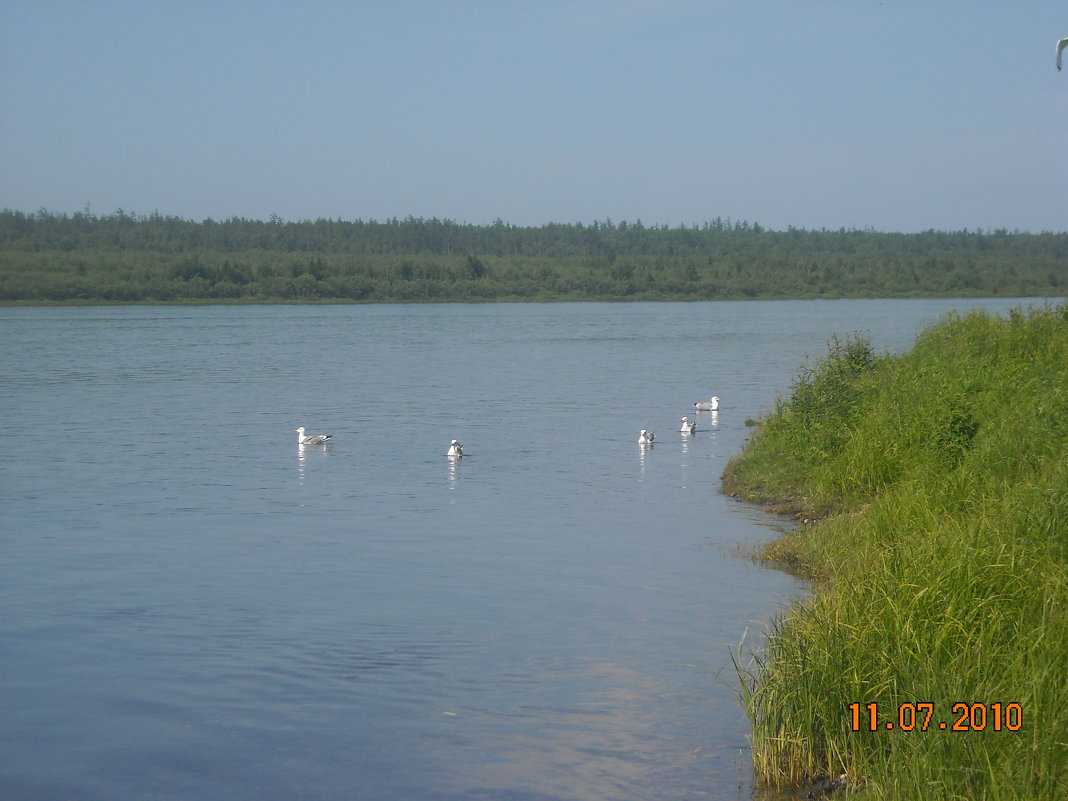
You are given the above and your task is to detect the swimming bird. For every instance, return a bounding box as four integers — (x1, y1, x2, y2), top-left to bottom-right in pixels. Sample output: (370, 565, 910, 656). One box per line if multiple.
(693, 396, 720, 412)
(294, 426, 332, 446)
(447, 439, 463, 458)
(638, 429, 655, 445)
(1058, 37, 1068, 70)
(680, 417, 696, 434)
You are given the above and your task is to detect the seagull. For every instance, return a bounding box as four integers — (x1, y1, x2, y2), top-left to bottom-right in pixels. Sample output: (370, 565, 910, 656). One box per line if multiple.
(638, 429, 655, 445)
(294, 426, 332, 446)
(447, 439, 463, 458)
(1058, 37, 1068, 71)
(693, 396, 720, 412)
(680, 417, 696, 434)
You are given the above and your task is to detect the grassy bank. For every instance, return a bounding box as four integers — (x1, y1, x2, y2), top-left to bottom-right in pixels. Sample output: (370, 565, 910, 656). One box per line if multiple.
(724, 304, 1068, 799)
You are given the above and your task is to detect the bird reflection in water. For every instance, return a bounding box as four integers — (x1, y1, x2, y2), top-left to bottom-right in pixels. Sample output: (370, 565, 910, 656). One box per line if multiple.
(446, 439, 464, 487)
(296, 436, 330, 486)
(638, 433, 654, 478)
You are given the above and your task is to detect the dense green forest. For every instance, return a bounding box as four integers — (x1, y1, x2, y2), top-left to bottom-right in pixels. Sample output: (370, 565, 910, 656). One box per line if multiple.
(2, 209, 1065, 303)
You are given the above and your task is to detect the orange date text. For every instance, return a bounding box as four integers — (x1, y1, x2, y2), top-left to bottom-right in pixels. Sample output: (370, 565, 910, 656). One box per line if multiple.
(848, 702, 1022, 732)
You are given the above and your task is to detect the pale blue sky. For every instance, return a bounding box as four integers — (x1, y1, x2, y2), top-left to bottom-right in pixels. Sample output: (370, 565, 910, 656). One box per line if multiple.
(2, 1, 1065, 232)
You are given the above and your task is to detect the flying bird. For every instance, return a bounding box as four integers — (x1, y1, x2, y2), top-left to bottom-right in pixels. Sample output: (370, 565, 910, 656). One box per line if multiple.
(1058, 37, 1068, 70)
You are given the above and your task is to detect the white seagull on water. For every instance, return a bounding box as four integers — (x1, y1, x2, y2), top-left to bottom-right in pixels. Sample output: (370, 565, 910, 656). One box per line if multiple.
(693, 396, 720, 412)
(680, 417, 696, 434)
(638, 429, 655, 445)
(1058, 37, 1068, 71)
(294, 426, 332, 446)
(447, 439, 464, 458)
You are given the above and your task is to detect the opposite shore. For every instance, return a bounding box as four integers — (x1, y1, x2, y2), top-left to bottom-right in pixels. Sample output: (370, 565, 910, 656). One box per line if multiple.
(2, 210, 1065, 303)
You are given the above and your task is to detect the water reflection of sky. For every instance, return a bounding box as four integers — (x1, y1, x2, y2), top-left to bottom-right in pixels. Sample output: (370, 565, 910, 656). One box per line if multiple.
(1, 299, 1037, 801)
(440, 658, 747, 800)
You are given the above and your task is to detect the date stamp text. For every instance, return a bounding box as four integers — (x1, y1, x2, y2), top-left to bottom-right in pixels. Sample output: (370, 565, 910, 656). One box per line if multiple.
(848, 702, 1022, 732)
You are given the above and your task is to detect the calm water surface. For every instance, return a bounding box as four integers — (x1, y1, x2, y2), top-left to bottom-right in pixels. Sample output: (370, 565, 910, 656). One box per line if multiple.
(0, 299, 1046, 800)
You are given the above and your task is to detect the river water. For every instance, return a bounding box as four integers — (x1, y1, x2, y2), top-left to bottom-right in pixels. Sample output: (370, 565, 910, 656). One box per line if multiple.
(0, 298, 1047, 800)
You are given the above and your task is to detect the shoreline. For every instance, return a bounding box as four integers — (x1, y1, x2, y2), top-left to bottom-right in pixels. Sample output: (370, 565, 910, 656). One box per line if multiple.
(722, 305, 1068, 799)
(1, 292, 1061, 309)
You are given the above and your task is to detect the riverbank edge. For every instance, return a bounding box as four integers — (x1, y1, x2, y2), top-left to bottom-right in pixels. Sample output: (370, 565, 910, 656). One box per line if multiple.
(3, 289, 1061, 307)
(720, 304, 1068, 799)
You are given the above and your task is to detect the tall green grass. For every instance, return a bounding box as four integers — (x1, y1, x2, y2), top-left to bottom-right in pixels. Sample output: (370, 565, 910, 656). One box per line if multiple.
(725, 304, 1068, 799)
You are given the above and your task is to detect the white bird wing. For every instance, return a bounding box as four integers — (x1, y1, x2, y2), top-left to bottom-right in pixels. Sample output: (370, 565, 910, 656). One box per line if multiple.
(1058, 37, 1068, 71)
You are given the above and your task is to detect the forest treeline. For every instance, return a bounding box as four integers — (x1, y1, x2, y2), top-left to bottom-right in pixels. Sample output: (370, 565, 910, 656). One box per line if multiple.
(1, 209, 1065, 303)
